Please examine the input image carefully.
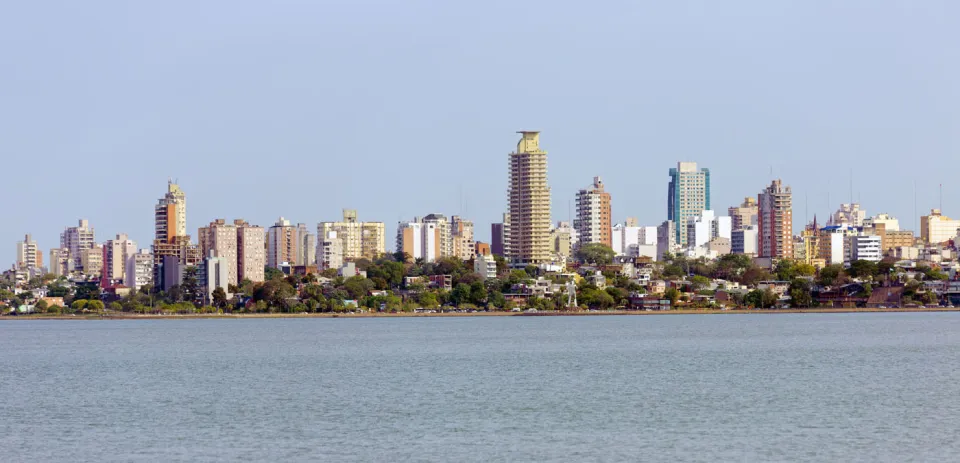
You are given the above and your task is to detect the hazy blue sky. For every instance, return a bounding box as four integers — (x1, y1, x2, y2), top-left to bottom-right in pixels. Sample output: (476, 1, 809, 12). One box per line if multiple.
(2, 1, 958, 264)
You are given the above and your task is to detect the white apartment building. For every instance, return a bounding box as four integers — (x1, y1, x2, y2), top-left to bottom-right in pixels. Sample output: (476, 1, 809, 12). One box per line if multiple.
(849, 235, 882, 263)
(667, 162, 710, 248)
(15, 234, 39, 271)
(103, 234, 137, 285)
(125, 249, 154, 292)
(474, 253, 498, 280)
(731, 225, 758, 256)
(316, 231, 344, 271)
(397, 220, 442, 263)
(864, 213, 900, 232)
(686, 210, 732, 250)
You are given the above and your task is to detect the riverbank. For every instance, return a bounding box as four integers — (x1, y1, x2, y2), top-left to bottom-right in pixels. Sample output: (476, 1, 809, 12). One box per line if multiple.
(3, 307, 959, 320)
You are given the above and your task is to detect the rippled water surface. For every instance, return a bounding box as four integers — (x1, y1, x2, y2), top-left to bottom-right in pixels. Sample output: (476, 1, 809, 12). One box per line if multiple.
(2, 313, 960, 462)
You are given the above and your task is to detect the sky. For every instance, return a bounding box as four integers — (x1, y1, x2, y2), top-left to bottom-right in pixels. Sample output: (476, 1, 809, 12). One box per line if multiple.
(2, 0, 959, 264)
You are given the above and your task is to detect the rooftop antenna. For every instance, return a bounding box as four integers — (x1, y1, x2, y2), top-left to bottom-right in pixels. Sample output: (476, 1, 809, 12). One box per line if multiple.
(940, 183, 943, 212)
(914, 180, 918, 232)
(849, 168, 854, 205)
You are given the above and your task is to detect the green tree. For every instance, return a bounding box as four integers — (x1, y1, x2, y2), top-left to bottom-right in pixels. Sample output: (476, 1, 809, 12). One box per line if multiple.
(264, 266, 285, 281)
(418, 292, 439, 308)
(848, 260, 879, 279)
(488, 291, 506, 309)
(211, 287, 228, 308)
(576, 243, 616, 265)
(788, 279, 813, 308)
(71, 299, 88, 311)
(450, 283, 471, 307)
(343, 277, 375, 300)
(818, 264, 846, 287)
(86, 300, 105, 313)
(35, 299, 49, 312)
(690, 275, 712, 292)
(469, 281, 488, 305)
(664, 287, 680, 307)
(109, 302, 122, 312)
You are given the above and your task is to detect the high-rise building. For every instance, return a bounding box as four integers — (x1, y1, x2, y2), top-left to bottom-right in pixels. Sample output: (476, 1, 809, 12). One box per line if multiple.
(155, 181, 187, 241)
(732, 225, 759, 256)
(451, 215, 475, 261)
(920, 209, 960, 245)
(864, 213, 900, 232)
(667, 162, 710, 247)
(235, 220, 266, 283)
(15, 234, 39, 270)
(296, 223, 316, 266)
(422, 214, 451, 257)
(60, 219, 95, 270)
(317, 210, 385, 260)
(656, 220, 676, 260)
(50, 248, 70, 277)
(102, 234, 137, 286)
(758, 179, 793, 259)
(549, 221, 577, 259)
(686, 210, 732, 249)
(316, 231, 344, 270)
(198, 219, 240, 286)
(125, 249, 154, 292)
(728, 197, 758, 231)
(831, 203, 866, 227)
(152, 181, 200, 286)
(267, 217, 298, 268)
(491, 213, 511, 258)
(507, 131, 552, 266)
(81, 245, 104, 278)
(201, 254, 230, 305)
(575, 176, 612, 248)
(397, 220, 442, 263)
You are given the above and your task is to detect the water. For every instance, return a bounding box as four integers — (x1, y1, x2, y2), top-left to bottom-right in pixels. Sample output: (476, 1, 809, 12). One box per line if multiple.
(2, 313, 960, 462)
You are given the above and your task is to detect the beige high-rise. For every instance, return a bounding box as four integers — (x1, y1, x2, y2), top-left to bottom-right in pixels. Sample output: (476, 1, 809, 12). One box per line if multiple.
(318, 209, 385, 260)
(102, 234, 137, 285)
(236, 220, 266, 283)
(451, 215, 475, 260)
(198, 219, 240, 286)
(507, 131, 552, 266)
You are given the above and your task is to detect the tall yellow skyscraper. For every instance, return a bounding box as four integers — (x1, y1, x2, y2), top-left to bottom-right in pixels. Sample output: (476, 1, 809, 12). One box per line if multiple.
(507, 131, 552, 266)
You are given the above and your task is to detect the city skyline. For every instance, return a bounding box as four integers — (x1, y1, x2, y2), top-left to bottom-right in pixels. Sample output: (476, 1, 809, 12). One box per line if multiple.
(4, 2, 960, 264)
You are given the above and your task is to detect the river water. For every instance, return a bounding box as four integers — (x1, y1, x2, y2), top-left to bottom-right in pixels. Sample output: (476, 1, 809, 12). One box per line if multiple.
(2, 313, 959, 462)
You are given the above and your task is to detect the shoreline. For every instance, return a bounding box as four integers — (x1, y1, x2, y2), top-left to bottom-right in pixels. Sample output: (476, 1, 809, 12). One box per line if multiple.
(3, 307, 959, 320)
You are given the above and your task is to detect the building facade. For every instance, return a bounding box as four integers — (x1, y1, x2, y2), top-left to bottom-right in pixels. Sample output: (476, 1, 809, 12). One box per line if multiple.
(667, 162, 710, 247)
(317, 209, 385, 260)
(491, 213, 510, 258)
(236, 220, 266, 283)
(296, 223, 316, 266)
(152, 181, 199, 283)
(574, 176, 612, 248)
(267, 217, 298, 268)
(451, 215, 475, 261)
(757, 179, 793, 259)
(731, 225, 759, 256)
(15, 234, 39, 271)
(920, 209, 960, 245)
(198, 219, 240, 287)
(507, 131, 552, 266)
(102, 234, 137, 286)
(316, 231, 344, 270)
(397, 220, 442, 263)
(728, 197, 758, 231)
(831, 203, 866, 227)
(60, 219, 95, 270)
(50, 248, 70, 277)
(125, 249, 154, 292)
